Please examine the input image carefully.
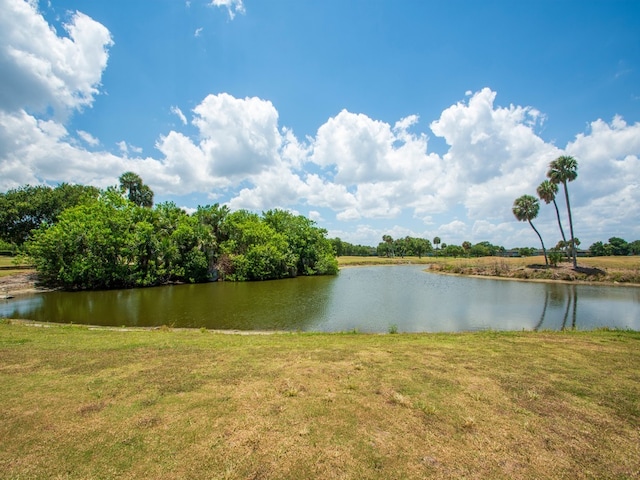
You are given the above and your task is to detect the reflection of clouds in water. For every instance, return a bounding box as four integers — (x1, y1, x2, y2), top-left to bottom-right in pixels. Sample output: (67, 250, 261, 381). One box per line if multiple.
(316, 267, 640, 333)
(1, 267, 639, 332)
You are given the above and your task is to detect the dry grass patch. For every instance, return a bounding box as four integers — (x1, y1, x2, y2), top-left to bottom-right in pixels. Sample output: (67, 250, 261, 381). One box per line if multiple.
(0, 324, 639, 479)
(338, 255, 432, 266)
(428, 255, 640, 284)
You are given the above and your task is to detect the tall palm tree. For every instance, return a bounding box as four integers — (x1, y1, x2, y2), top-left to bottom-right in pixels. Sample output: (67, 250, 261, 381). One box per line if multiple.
(547, 155, 578, 268)
(382, 235, 394, 257)
(513, 195, 548, 265)
(433, 236, 441, 255)
(537, 180, 569, 260)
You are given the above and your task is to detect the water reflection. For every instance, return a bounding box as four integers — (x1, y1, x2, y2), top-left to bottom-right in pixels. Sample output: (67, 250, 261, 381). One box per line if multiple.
(533, 284, 579, 331)
(1, 265, 639, 332)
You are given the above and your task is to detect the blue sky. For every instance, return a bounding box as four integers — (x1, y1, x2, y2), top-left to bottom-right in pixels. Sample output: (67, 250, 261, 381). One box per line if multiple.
(1, 0, 639, 248)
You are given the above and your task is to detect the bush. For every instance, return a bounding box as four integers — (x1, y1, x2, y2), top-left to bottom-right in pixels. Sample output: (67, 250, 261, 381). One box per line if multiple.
(548, 250, 563, 267)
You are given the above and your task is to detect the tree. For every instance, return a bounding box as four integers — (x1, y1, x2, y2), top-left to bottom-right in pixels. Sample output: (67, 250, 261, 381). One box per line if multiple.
(588, 241, 607, 257)
(0, 184, 99, 246)
(394, 237, 408, 258)
(27, 198, 135, 289)
(410, 237, 432, 258)
(513, 195, 548, 265)
(442, 244, 464, 257)
(607, 237, 629, 256)
(547, 156, 578, 268)
(119, 172, 154, 207)
(537, 179, 568, 261)
(263, 209, 337, 276)
(220, 210, 293, 281)
(433, 236, 441, 255)
(382, 235, 394, 257)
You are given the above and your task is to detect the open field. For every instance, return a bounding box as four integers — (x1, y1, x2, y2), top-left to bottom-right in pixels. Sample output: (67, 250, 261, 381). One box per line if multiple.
(1, 322, 638, 479)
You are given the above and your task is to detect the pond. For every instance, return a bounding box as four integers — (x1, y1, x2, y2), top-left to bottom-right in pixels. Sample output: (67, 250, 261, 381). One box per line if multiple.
(1, 265, 639, 332)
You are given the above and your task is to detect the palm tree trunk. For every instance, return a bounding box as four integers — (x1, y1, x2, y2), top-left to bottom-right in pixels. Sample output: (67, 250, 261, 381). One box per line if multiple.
(552, 199, 569, 261)
(528, 220, 548, 265)
(562, 181, 577, 268)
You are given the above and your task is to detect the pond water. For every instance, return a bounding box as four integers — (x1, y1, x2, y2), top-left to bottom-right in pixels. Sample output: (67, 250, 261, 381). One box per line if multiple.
(2, 265, 639, 332)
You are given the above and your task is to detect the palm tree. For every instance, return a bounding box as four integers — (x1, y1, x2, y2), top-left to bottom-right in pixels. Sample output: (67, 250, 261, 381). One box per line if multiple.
(547, 155, 578, 268)
(513, 195, 548, 265)
(537, 180, 568, 260)
(382, 235, 394, 257)
(433, 236, 441, 255)
(119, 171, 154, 208)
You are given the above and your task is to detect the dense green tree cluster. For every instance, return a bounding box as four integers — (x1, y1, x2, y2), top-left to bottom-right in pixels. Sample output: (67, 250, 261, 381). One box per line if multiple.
(0, 183, 100, 246)
(589, 237, 640, 256)
(330, 238, 376, 256)
(466, 241, 506, 257)
(517, 247, 538, 257)
(27, 195, 337, 288)
(369, 235, 507, 259)
(376, 236, 433, 258)
(5, 178, 337, 289)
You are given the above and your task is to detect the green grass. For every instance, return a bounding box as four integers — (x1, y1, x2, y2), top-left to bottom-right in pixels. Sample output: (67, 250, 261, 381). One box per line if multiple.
(1, 322, 639, 479)
(0, 255, 33, 278)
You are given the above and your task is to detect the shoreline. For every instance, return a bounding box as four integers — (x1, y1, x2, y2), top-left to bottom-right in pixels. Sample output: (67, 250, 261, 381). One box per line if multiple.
(426, 266, 640, 288)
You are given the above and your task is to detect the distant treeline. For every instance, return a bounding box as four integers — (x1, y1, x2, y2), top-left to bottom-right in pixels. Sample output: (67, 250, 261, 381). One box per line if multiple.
(331, 236, 510, 258)
(331, 236, 640, 259)
(0, 175, 337, 289)
(588, 237, 640, 256)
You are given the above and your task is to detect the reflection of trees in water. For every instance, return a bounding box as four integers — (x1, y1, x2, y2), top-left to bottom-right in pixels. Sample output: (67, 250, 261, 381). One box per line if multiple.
(534, 284, 577, 331)
(534, 291, 549, 331)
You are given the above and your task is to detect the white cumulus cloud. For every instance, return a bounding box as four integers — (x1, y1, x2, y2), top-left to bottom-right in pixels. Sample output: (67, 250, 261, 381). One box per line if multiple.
(0, 0, 113, 118)
(210, 0, 245, 19)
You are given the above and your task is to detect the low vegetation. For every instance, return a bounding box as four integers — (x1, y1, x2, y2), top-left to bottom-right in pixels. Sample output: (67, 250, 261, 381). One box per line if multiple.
(0, 323, 638, 479)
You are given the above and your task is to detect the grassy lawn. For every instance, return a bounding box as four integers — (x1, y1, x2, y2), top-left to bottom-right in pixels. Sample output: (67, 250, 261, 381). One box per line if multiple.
(0, 255, 33, 279)
(1, 322, 638, 479)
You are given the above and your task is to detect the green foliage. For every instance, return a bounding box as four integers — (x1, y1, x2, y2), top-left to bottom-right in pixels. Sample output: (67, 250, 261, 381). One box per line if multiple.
(468, 241, 505, 257)
(548, 250, 563, 267)
(24, 199, 175, 287)
(518, 247, 537, 257)
(262, 209, 337, 276)
(0, 238, 16, 255)
(589, 237, 639, 256)
(28, 199, 133, 289)
(330, 238, 375, 256)
(513, 194, 548, 265)
(0, 183, 99, 245)
(442, 244, 464, 257)
(119, 172, 154, 207)
(376, 236, 433, 258)
(15, 181, 338, 289)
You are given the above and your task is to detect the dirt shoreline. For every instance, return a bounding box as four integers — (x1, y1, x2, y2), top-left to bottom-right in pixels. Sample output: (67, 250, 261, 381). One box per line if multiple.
(0, 271, 56, 298)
